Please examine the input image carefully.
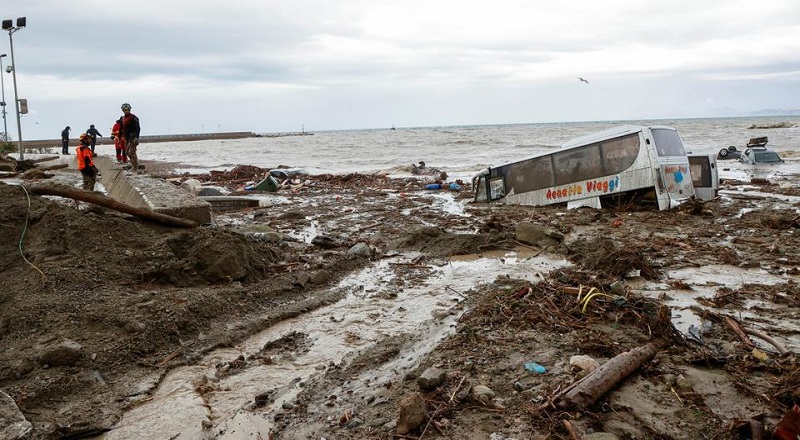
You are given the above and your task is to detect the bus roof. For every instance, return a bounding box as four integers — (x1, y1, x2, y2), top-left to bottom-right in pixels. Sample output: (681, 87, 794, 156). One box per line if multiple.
(560, 125, 676, 149)
(478, 124, 680, 175)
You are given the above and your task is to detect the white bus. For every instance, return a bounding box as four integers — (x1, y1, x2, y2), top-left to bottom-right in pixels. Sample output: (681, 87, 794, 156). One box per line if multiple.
(473, 125, 695, 210)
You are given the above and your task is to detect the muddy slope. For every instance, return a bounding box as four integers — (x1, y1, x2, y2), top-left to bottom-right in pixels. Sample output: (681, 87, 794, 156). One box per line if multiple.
(1, 170, 799, 439)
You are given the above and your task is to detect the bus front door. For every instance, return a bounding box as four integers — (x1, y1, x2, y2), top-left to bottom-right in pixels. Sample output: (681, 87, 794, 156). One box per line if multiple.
(659, 163, 695, 208)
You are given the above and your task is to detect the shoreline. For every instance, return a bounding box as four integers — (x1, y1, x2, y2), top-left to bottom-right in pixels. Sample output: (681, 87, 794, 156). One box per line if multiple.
(13, 130, 314, 150)
(17, 131, 254, 149)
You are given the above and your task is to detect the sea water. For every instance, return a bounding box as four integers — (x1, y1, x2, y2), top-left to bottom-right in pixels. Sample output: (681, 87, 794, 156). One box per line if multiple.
(131, 116, 800, 177)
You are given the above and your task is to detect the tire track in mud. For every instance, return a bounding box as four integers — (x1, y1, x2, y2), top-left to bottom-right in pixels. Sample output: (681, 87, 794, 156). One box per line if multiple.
(100, 252, 569, 439)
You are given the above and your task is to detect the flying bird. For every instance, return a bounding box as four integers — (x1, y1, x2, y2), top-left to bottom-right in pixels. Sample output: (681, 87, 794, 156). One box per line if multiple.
(578, 77, 589, 84)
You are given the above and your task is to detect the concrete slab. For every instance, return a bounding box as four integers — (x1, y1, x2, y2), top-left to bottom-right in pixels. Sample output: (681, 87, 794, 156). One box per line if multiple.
(95, 156, 212, 225)
(11, 153, 213, 225)
(200, 196, 261, 212)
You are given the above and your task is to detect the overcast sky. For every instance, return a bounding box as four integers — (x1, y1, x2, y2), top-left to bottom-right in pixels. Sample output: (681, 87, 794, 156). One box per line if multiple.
(1, 0, 799, 140)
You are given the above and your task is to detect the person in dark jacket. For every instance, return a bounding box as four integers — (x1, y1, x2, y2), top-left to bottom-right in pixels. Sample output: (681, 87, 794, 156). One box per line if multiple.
(85, 124, 103, 153)
(61, 126, 71, 155)
(119, 103, 141, 172)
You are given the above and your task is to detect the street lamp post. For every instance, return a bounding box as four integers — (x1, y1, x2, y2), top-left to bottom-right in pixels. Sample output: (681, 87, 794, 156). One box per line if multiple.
(0, 53, 7, 142)
(2, 17, 25, 160)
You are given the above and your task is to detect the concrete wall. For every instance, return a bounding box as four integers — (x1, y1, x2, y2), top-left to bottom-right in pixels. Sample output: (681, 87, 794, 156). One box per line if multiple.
(93, 156, 212, 224)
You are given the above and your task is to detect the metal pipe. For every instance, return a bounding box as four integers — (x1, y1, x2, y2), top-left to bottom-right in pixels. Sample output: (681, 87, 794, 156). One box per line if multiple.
(8, 28, 23, 160)
(0, 54, 7, 142)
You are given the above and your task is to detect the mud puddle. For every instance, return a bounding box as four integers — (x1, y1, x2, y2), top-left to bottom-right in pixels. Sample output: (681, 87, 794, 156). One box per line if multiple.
(99, 250, 569, 439)
(630, 265, 800, 350)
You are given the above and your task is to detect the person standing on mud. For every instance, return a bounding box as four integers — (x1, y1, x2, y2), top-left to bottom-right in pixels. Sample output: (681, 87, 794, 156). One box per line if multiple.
(76, 133, 99, 191)
(119, 102, 141, 172)
(61, 126, 71, 155)
(85, 124, 103, 154)
(111, 118, 127, 164)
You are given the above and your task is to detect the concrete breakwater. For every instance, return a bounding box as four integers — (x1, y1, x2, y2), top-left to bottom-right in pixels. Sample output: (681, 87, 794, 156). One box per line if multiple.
(19, 130, 315, 150)
(19, 131, 257, 150)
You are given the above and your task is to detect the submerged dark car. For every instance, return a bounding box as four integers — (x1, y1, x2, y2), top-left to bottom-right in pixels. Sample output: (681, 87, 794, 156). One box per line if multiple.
(717, 136, 784, 164)
(717, 145, 742, 160)
(738, 136, 785, 165)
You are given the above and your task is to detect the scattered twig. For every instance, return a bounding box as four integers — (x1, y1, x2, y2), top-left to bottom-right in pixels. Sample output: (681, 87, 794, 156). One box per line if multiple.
(670, 387, 684, 405)
(445, 286, 466, 299)
(449, 375, 467, 404)
(725, 316, 755, 349)
(156, 347, 185, 368)
(418, 399, 447, 440)
(562, 419, 580, 440)
(744, 327, 789, 355)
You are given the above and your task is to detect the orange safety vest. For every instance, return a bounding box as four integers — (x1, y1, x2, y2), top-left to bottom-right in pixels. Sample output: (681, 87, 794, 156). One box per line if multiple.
(76, 145, 94, 171)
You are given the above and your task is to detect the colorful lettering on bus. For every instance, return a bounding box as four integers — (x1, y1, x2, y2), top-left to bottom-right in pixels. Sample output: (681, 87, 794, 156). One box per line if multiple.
(546, 176, 620, 201)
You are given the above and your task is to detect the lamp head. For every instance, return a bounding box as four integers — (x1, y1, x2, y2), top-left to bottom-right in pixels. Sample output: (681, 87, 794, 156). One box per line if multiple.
(0, 54, 6, 58)
(1, 20, 11, 30)
(16, 17, 25, 28)
(5, 65, 12, 73)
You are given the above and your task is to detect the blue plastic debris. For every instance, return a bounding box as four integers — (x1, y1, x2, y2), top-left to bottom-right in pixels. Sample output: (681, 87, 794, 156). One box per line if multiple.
(524, 362, 547, 374)
(449, 182, 463, 191)
(425, 183, 442, 190)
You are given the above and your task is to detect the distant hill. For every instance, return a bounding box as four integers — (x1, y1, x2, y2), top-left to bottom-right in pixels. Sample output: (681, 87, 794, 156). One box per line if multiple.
(750, 108, 800, 117)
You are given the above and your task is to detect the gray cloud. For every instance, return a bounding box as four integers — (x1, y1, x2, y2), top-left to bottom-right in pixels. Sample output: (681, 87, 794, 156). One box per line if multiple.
(2, 0, 799, 140)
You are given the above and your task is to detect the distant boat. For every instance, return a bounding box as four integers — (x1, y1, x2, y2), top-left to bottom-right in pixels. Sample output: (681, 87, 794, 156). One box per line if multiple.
(390, 125, 396, 131)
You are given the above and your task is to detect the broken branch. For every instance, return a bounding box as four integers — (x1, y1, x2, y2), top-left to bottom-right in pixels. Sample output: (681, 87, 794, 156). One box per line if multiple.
(28, 183, 198, 228)
(554, 342, 660, 410)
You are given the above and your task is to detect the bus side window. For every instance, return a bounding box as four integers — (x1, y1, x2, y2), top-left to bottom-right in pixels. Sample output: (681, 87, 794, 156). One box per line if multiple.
(553, 145, 602, 185)
(601, 135, 639, 174)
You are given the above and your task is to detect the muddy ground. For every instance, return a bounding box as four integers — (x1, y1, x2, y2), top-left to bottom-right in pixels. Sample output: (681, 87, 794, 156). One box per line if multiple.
(1, 162, 800, 440)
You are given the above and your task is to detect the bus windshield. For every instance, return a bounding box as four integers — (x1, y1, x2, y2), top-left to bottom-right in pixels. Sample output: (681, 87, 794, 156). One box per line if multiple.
(652, 128, 687, 157)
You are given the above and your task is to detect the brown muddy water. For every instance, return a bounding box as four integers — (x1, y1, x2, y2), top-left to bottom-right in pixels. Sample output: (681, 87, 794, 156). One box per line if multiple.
(97, 241, 800, 438)
(99, 251, 570, 439)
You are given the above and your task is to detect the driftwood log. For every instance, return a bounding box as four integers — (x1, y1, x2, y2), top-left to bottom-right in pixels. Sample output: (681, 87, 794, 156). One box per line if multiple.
(725, 316, 789, 354)
(555, 342, 660, 410)
(29, 183, 198, 228)
(31, 156, 61, 163)
(745, 327, 789, 355)
(21, 163, 69, 179)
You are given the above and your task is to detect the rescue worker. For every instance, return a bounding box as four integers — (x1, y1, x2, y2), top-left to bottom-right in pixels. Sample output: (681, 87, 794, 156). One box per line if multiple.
(85, 124, 103, 154)
(61, 126, 71, 155)
(76, 133, 99, 191)
(119, 102, 141, 172)
(111, 118, 127, 164)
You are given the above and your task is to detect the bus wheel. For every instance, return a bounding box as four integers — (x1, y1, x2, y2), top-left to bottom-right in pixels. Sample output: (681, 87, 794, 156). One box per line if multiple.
(718, 148, 729, 157)
(728, 145, 737, 152)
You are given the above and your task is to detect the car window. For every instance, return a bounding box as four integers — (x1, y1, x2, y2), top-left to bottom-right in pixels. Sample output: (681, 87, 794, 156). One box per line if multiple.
(754, 151, 783, 163)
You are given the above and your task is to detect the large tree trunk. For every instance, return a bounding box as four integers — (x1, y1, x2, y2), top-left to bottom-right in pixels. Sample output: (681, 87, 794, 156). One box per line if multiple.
(21, 163, 69, 179)
(555, 342, 660, 410)
(29, 183, 198, 228)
